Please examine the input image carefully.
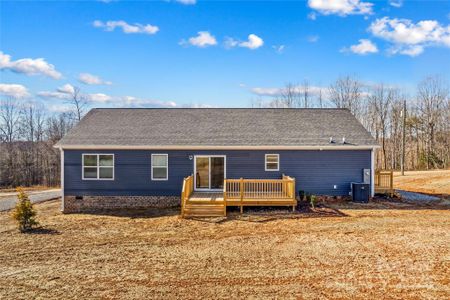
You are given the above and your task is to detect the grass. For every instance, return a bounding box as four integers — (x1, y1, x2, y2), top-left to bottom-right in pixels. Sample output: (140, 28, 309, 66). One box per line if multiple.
(0, 186, 59, 193)
(1, 199, 449, 299)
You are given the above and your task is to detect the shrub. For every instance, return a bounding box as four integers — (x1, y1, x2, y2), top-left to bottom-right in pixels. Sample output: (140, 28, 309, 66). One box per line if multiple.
(11, 188, 39, 232)
(310, 195, 316, 209)
(298, 190, 305, 201)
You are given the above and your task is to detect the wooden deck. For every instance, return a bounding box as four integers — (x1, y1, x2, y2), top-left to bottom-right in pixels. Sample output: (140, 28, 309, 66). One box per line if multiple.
(181, 175, 297, 218)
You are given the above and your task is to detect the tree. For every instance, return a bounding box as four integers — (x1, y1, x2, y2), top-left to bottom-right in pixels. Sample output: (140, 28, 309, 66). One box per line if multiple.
(12, 188, 39, 232)
(329, 76, 364, 118)
(66, 86, 87, 121)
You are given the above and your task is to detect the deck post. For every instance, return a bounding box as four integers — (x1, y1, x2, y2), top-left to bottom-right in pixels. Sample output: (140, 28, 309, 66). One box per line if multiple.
(240, 177, 244, 215)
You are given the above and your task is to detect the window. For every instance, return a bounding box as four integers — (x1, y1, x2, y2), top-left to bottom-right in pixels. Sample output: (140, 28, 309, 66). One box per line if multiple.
(82, 154, 114, 180)
(152, 154, 168, 180)
(265, 154, 279, 171)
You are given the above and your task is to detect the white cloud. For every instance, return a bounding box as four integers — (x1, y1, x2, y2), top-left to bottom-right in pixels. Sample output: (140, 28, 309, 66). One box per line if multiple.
(93, 20, 159, 35)
(307, 35, 320, 43)
(239, 34, 264, 49)
(57, 83, 75, 94)
(78, 73, 112, 85)
(308, 12, 317, 20)
(344, 39, 378, 55)
(251, 85, 328, 98)
(175, 0, 196, 5)
(0, 51, 62, 79)
(120, 96, 177, 108)
(308, 0, 373, 16)
(181, 31, 217, 48)
(88, 93, 112, 103)
(389, 0, 403, 8)
(0, 83, 30, 98)
(38, 91, 70, 100)
(272, 45, 285, 54)
(225, 34, 264, 50)
(369, 17, 450, 56)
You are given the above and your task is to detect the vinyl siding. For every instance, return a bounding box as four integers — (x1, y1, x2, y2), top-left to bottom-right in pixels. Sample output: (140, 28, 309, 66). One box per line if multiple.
(64, 150, 371, 196)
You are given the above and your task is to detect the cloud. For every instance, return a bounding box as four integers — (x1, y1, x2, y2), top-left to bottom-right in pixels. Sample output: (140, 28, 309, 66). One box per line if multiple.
(175, 0, 196, 4)
(272, 45, 285, 54)
(369, 17, 450, 56)
(251, 85, 328, 98)
(88, 93, 112, 103)
(0, 83, 30, 98)
(78, 73, 112, 85)
(181, 31, 217, 48)
(389, 0, 403, 8)
(119, 96, 177, 108)
(307, 35, 320, 43)
(93, 20, 159, 35)
(0, 51, 62, 79)
(308, 12, 317, 20)
(343, 39, 378, 55)
(308, 0, 373, 16)
(225, 34, 264, 50)
(239, 34, 264, 49)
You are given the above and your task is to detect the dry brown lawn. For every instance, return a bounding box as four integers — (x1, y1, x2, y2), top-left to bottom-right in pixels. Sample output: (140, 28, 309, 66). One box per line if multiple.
(394, 169, 450, 197)
(1, 199, 449, 299)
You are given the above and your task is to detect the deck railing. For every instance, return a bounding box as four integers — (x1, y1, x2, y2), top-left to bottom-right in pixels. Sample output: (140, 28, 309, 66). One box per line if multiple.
(181, 174, 194, 217)
(224, 175, 296, 213)
(374, 170, 394, 196)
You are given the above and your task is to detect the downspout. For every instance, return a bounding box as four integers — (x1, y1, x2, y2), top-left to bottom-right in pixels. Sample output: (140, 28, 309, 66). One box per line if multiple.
(371, 148, 375, 197)
(60, 147, 65, 212)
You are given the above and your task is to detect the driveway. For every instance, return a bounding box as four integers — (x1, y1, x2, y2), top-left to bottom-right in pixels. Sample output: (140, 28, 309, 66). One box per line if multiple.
(0, 189, 61, 212)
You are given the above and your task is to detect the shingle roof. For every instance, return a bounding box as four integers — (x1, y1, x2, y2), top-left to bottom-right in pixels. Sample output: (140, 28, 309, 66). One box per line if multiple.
(56, 108, 378, 148)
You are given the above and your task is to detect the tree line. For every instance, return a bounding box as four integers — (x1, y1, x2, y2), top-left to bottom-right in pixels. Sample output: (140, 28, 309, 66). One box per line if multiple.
(1, 76, 449, 188)
(251, 75, 449, 171)
(0, 86, 86, 188)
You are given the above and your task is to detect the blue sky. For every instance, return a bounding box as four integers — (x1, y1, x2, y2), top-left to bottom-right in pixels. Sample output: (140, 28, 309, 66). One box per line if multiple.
(1, 0, 449, 110)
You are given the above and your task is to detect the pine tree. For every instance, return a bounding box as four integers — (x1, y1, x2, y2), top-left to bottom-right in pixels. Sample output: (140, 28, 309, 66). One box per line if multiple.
(12, 188, 39, 232)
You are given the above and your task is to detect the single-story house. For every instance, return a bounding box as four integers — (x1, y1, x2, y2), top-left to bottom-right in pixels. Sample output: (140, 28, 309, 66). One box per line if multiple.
(55, 108, 378, 215)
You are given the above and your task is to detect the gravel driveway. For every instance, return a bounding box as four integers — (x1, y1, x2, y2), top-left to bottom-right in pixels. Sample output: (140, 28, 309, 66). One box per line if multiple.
(0, 189, 61, 212)
(396, 189, 441, 202)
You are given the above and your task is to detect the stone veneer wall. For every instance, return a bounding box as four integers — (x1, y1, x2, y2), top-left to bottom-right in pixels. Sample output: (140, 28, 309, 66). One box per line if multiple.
(63, 195, 180, 213)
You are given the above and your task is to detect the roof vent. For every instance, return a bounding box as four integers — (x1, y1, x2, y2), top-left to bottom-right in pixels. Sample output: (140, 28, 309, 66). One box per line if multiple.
(342, 136, 346, 144)
(329, 137, 334, 143)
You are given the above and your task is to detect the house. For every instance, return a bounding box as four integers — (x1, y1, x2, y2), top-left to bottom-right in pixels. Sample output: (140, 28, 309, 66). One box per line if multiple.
(55, 108, 378, 216)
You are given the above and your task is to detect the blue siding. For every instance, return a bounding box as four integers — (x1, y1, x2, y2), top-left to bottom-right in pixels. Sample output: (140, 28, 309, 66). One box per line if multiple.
(64, 150, 371, 196)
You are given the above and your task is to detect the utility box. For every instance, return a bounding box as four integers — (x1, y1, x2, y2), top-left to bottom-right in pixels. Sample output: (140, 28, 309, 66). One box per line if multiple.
(351, 183, 370, 203)
(363, 169, 371, 184)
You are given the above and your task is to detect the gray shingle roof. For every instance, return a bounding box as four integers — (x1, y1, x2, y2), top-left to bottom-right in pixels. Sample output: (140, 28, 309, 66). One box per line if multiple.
(56, 108, 378, 148)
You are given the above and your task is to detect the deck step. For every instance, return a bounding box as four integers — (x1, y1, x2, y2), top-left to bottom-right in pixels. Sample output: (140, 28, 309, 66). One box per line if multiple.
(183, 203, 226, 218)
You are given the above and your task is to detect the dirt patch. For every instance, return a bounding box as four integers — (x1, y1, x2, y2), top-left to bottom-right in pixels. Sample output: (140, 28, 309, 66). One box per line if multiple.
(394, 170, 450, 198)
(1, 199, 449, 299)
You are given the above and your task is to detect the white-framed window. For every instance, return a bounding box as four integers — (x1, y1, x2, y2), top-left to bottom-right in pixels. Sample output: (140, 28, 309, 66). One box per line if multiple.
(265, 154, 279, 171)
(152, 154, 168, 180)
(82, 154, 114, 180)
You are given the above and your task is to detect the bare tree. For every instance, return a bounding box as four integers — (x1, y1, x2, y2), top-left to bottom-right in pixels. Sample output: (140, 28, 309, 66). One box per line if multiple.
(300, 80, 311, 108)
(329, 76, 364, 118)
(0, 98, 21, 143)
(66, 86, 87, 121)
(416, 76, 449, 169)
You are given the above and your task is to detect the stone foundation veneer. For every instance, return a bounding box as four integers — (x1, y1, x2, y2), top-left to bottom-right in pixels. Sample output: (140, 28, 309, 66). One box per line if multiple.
(63, 195, 180, 213)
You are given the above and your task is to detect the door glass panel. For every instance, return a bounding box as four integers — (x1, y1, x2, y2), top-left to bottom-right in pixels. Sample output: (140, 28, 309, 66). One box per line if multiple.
(210, 157, 224, 189)
(196, 157, 209, 189)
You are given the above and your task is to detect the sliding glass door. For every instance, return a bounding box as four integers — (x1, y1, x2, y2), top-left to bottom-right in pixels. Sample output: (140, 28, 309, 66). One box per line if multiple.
(195, 156, 225, 190)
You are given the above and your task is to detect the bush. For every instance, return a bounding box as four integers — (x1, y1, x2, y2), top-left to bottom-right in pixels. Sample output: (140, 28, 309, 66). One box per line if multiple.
(298, 190, 305, 201)
(11, 188, 39, 232)
(310, 195, 316, 209)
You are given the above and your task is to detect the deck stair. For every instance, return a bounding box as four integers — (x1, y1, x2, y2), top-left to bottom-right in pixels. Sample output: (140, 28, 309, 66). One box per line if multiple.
(182, 200, 226, 218)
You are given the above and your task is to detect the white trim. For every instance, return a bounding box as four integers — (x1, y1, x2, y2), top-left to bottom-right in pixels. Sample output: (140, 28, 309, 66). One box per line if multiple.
(151, 154, 168, 181)
(60, 148, 64, 212)
(82, 153, 115, 180)
(265, 154, 280, 171)
(56, 145, 380, 150)
(371, 149, 375, 197)
(194, 155, 226, 191)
